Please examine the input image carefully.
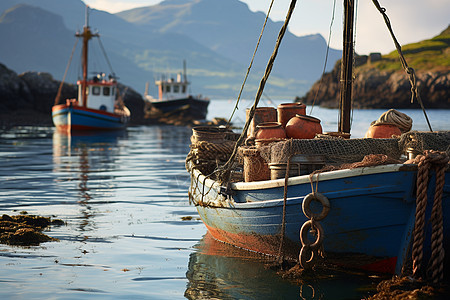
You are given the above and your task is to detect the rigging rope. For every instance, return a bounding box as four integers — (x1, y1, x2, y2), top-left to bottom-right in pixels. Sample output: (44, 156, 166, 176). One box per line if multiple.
(97, 37, 116, 77)
(226, 0, 275, 128)
(310, 0, 337, 114)
(371, 0, 433, 132)
(218, 0, 298, 184)
(54, 39, 79, 105)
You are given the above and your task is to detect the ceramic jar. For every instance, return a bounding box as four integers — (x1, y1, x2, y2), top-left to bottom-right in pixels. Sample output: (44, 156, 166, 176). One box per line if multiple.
(364, 124, 402, 138)
(246, 107, 277, 139)
(285, 115, 322, 139)
(277, 102, 306, 128)
(255, 122, 286, 140)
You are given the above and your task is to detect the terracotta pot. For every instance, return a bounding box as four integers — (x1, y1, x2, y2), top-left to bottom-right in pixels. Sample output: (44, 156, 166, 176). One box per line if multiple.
(285, 115, 322, 139)
(246, 107, 277, 138)
(255, 122, 286, 140)
(277, 102, 306, 128)
(364, 123, 401, 139)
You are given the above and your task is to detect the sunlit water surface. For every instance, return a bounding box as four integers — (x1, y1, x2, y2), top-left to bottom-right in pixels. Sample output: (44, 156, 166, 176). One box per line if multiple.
(0, 101, 448, 299)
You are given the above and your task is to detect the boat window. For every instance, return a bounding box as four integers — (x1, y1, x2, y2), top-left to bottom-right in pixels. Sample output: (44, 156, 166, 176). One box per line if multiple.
(174, 85, 179, 93)
(182, 85, 186, 93)
(92, 86, 101, 95)
(103, 87, 110, 96)
(165, 85, 171, 93)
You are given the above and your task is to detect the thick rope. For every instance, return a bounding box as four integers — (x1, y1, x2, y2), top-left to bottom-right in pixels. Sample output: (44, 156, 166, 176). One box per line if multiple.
(371, 0, 432, 132)
(226, 0, 275, 128)
(217, 0, 297, 184)
(277, 140, 294, 263)
(411, 150, 449, 282)
(427, 152, 449, 283)
(372, 109, 413, 133)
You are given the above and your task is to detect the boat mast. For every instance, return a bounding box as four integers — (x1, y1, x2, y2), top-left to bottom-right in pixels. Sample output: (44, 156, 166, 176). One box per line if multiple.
(183, 60, 187, 83)
(76, 6, 98, 107)
(339, 0, 355, 134)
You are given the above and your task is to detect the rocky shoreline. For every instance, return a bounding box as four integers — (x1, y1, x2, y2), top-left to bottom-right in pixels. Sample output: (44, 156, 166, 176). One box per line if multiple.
(299, 57, 450, 109)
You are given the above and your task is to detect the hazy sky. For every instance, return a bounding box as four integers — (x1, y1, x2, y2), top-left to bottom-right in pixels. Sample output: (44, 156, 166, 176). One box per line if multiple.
(83, 0, 450, 54)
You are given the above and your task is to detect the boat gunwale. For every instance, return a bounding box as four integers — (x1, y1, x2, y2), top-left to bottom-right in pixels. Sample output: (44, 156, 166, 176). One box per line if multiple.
(191, 163, 418, 192)
(52, 104, 126, 118)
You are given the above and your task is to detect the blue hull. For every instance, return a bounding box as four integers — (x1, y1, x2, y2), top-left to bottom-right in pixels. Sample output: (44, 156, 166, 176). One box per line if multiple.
(190, 164, 450, 274)
(52, 105, 128, 131)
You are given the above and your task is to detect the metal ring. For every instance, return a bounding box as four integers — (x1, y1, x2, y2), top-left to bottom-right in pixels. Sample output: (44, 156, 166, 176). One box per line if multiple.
(299, 220, 324, 250)
(302, 192, 330, 221)
(299, 245, 315, 269)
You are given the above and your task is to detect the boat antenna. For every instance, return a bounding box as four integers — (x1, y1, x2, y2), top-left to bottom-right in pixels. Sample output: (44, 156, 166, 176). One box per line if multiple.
(339, 0, 355, 134)
(371, 0, 433, 132)
(85, 5, 89, 27)
(183, 60, 187, 83)
(218, 0, 297, 183)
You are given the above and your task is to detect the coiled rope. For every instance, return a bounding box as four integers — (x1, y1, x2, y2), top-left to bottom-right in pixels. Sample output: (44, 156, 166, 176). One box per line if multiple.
(411, 150, 449, 283)
(372, 109, 413, 133)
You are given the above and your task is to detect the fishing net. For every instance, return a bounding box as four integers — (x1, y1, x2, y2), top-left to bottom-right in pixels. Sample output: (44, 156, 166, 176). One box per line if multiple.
(399, 131, 450, 155)
(257, 137, 401, 165)
(186, 131, 450, 181)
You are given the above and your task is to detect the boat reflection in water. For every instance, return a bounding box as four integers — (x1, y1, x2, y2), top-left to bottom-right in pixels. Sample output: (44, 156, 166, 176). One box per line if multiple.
(52, 129, 127, 232)
(185, 233, 377, 299)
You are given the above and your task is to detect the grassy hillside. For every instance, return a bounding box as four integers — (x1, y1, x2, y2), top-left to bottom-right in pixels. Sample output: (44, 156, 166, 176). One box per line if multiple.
(360, 25, 450, 71)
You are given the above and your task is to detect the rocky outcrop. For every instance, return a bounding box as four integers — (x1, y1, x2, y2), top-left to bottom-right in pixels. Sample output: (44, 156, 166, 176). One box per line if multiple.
(299, 61, 450, 109)
(0, 63, 145, 126)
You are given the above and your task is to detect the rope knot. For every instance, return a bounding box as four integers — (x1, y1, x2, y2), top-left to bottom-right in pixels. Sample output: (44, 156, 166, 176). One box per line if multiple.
(406, 67, 414, 75)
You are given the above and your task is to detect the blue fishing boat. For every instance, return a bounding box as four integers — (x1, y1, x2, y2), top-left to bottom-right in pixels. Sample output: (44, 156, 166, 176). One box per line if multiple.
(187, 0, 450, 281)
(52, 6, 130, 132)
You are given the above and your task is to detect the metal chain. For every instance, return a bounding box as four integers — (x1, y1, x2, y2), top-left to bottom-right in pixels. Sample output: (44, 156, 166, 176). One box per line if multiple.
(299, 192, 330, 269)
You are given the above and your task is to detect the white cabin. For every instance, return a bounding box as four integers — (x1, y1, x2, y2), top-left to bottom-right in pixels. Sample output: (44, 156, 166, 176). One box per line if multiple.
(154, 73, 189, 101)
(77, 74, 117, 112)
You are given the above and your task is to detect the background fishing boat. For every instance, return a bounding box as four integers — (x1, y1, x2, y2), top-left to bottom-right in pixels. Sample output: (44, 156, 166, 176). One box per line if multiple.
(186, 0, 450, 282)
(52, 6, 130, 132)
(144, 61, 210, 120)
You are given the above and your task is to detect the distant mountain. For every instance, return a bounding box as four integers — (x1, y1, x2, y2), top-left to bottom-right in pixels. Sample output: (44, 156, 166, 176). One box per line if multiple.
(0, 1, 155, 93)
(0, 0, 341, 99)
(0, 4, 73, 78)
(117, 0, 341, 83)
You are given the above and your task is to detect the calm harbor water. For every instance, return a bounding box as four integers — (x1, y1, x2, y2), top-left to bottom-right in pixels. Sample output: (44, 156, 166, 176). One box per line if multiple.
(0, 100, 448, 299)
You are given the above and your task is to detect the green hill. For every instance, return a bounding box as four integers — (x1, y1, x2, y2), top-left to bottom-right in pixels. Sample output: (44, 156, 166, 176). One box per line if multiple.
(360, 25, 450, 71)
